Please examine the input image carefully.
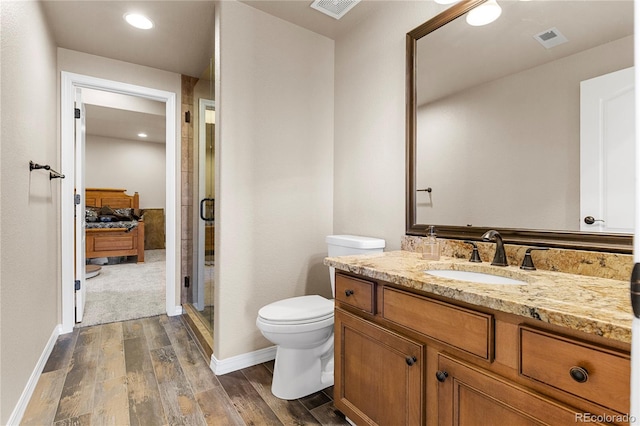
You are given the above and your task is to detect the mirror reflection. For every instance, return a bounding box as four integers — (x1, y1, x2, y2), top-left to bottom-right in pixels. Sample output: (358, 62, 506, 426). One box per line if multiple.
(411, 1, 634, 245)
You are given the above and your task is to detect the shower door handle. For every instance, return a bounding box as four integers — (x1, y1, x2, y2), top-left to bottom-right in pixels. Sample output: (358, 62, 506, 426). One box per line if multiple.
(200, 198, 215, 221)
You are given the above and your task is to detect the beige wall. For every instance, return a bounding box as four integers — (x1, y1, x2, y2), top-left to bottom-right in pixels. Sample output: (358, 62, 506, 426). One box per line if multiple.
(214, 0, 334, 359)
(417, 35, 633, 231)
(85, 135, 166, 209)
(0, 2, 59, 423)
(333, 2, 442, 250)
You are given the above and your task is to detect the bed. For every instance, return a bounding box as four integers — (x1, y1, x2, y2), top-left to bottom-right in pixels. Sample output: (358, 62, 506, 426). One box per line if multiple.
(85, 188, 145, 263)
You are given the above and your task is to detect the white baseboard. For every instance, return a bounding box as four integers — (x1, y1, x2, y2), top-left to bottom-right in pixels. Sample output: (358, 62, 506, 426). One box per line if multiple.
(7, 324, 62, 425)
(168, 305, 183, 316)
(210, 346, 277, 376)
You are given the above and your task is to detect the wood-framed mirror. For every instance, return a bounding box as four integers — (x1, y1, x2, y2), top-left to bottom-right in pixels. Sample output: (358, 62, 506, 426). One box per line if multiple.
(406, 0, 634, 253)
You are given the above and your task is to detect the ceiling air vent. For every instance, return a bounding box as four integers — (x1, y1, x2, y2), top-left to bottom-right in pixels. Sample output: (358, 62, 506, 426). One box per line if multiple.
(310, 0, 361, 20)
(533, 27, 568, 49)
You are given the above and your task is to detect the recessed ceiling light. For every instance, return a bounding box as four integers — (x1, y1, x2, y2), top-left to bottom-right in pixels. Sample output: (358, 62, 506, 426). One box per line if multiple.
(124, 13, 154, 30)
(138, 132, 148, 138)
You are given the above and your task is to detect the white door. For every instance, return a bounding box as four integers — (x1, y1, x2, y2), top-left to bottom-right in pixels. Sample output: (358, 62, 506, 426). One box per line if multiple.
(580, 67, 635, 233)
(75, 88, 87, 322)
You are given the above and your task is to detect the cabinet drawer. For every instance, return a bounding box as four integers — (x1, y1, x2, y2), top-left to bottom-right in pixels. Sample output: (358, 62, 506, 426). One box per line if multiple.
(335, 274, 375, 314)
(520, 326, 630, 414)
(437, 354, 604, 426)
(382, 287, 493, 360)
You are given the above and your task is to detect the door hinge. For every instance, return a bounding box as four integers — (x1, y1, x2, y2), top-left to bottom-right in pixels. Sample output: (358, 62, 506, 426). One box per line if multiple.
(75, 108, 81, 119)
(75, 280, 81, 291)
(74, 194, 81, 205)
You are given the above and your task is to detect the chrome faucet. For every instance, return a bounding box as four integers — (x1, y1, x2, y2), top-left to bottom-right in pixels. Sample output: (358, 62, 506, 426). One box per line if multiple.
(481, 230, 508, 267)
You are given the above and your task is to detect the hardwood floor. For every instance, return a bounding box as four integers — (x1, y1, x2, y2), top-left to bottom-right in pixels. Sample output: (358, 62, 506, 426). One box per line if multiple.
(22, 315, 349, 426)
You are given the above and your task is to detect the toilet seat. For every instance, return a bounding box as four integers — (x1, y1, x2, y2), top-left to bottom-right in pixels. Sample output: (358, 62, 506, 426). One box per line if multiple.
(258, 295, 334, 326)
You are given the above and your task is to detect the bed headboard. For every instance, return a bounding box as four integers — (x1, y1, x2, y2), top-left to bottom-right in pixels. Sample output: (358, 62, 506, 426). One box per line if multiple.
(85, 188, 139, 209)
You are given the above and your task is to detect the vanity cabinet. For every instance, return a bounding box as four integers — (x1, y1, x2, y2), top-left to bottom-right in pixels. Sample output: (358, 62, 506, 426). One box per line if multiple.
(519, 326, 630, 415)
(436, 353, 605, 425)
(333, 272, 631, 426)
(334, 309, 424, 425)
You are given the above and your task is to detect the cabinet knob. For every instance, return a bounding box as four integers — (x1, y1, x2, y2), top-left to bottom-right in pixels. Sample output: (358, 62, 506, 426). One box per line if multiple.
(569, 366, 589, 383)
(345, 289, 354, 297)
(405, 356, 417, 366)
(435, 370, 449, 382)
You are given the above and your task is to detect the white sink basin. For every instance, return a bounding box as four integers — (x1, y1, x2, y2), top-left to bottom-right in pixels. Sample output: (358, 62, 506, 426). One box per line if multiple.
(425, 269, 527, 285)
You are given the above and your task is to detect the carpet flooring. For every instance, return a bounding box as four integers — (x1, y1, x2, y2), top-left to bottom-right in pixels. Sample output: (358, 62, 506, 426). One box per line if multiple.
(80, 250, 166, 327)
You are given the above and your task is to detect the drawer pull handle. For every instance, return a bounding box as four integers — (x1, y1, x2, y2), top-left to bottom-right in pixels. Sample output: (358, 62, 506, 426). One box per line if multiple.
(569, 366, 589, 383)
(405, 356, 417, 366)
(435, 370, 449, 382)
(345, 289, 354, 297)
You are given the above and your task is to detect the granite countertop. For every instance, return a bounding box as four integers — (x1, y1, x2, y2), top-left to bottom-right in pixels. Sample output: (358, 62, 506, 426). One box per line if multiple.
(324, 250, 633, 344)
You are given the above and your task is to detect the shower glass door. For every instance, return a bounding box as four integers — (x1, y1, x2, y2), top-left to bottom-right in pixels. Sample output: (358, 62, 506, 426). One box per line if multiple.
(181, 59, 215, 353)
(198, 98, 215, 332)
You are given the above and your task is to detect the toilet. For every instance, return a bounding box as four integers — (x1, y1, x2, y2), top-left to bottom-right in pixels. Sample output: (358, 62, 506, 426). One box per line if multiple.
(256, 235, 385, 400)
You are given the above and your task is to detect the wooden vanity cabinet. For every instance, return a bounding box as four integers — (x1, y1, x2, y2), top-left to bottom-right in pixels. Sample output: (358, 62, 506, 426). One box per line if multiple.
(436, 354, 607, 426)
(519, 326, 630, 414)
(334, 308, 424, 425)
(333, 272, 631, 426)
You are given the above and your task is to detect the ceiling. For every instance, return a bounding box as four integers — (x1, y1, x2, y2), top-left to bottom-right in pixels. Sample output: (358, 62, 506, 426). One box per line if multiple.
(40, 0, 374, 77)
(238, 0, 381, 40)
(42, 1, 632, 142)
(40, 0, 367, 144)
(85, 105, 166, 144)
(41, 0, 216, 78)
(417, 1, 634, 105)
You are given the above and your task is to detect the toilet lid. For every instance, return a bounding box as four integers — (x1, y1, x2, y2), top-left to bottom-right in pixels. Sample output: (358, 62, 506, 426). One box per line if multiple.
(258, 295, 333, 325)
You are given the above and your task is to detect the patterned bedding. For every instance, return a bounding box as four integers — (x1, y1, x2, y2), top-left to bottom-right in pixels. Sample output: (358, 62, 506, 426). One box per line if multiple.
(85, 220, 139, 231)
(85, 206, 141, 231)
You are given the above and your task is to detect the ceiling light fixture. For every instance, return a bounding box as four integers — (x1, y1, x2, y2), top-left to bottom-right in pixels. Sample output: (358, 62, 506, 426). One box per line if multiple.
(138, 132, 148, 138)
(466, 0, 502, 26)
(124, 13, 154, 30)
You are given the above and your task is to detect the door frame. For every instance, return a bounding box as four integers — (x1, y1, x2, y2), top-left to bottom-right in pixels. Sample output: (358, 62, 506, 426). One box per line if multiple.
(60, 71, 178, 333)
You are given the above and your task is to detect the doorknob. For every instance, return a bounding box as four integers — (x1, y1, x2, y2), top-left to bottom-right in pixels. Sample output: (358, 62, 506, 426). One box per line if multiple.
(583, 216, 605, 225)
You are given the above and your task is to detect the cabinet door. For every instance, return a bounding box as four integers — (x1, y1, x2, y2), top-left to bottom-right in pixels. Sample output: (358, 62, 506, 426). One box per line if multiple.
(437, 354, 607, 426)
(335, 308, 424, 426)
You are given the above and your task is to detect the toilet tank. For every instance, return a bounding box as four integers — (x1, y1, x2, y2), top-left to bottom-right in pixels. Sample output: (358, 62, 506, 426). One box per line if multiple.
(326, 235, 385, 296)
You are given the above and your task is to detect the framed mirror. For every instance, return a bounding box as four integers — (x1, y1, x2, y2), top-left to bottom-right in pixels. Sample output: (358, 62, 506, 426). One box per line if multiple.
(406, 0, 634, 253)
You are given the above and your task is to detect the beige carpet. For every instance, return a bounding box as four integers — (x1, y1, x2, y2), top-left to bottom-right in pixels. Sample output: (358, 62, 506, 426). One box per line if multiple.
(79, 249, 166, 327)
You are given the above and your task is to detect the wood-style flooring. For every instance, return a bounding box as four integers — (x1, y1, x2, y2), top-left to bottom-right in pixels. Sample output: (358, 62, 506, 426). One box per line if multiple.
(21, 315, 350, 425)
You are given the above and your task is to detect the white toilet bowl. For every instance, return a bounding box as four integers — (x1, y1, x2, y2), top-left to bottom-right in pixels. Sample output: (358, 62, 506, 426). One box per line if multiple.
(256, 235, 385, 400)
(256, 295, 335, 400)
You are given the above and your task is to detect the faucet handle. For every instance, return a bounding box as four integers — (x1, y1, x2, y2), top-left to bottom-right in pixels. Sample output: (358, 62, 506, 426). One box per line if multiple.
(463, 241, 482, 263)
(520, 247, 549, 270)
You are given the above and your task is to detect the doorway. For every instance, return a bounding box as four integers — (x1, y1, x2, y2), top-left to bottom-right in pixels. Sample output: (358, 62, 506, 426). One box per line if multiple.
(61, 71, 178, 333)
(80, 90, 167, 326)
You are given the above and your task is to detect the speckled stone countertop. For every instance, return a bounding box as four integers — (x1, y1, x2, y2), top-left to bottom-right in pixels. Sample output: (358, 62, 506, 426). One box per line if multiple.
(324, 250, 633, 344)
